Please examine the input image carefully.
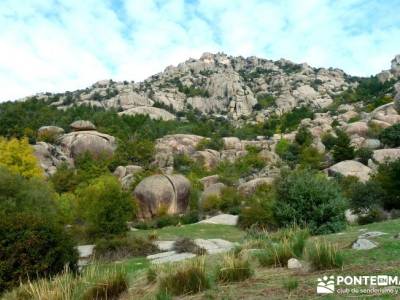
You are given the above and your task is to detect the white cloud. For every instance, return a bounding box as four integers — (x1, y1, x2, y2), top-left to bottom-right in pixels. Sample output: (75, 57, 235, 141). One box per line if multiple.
(0, 0, 399, 101)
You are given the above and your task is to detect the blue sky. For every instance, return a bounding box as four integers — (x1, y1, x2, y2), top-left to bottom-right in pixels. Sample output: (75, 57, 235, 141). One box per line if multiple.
(0, 0, 399, 101)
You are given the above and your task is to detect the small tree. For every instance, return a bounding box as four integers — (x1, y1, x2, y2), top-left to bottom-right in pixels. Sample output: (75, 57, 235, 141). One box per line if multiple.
(0, 137, 43, 178)
(379, 123, 400, 147)
(77, 175, 134, 237)
(274, 169, 346, 234)
(332, 130, 354, 162)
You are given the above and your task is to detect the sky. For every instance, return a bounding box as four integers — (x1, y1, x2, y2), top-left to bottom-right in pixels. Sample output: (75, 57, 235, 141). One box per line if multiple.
(0, 0, 399, 102)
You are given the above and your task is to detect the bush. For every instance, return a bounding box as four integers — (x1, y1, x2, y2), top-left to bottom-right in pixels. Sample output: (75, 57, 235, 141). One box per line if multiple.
(372, 159, 400, 210)
(283, 278, 299, 293)
(357, 207, 387, 225)
(173, 238, 205, 255)
(216, 255, 253, 283)
(299, 146, 324, 169)
(238, 184, 276, 229)
(77, 175, 134, 237)
(305, 240, 344, 270)
(379, 123, 400, 147)
(321, 133, 337, 150)
(257, 240, 293, 267)
(50, 163, 79, 193)
(94, 236, 158, 261)
(0, 137, 43, 178)
(332, 130, 355, 162)
(295, 127, 313, 146)
(274, 169, 347, 234)
(348, 181, 384, 215)
(355, 147, 373, 165)
(82, 268, 128, 300)
(0, 213, 78, 292)
(158, 259, 210, 296)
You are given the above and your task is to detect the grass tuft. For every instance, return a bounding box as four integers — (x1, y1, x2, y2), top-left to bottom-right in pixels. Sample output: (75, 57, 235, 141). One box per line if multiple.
(305, 239, 344, 270)
(216, 254, 253, 283)
(158, 258, 210, 296)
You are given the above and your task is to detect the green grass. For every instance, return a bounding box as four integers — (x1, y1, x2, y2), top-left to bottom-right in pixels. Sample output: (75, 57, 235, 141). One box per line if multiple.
(130, 223, 245, 242)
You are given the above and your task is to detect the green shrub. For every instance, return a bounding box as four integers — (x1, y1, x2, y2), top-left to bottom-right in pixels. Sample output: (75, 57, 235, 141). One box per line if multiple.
(158, 259, 210, 296)
(0, 213, 78, 293)
(305, 240, 344, 270)
(379, 123, 400, 147)
(257, 240, 293, 267)
(321, 133, 337, 150)
(295, 127, 313, 146)
(283, 277, 299, 293)
(94, 236, 158, 260)
(238, 184, 276, 229)
(355, 147, 373, 165)
(274, 169, 347, 234)
(147, 266, 158, 283)
(299, 146, 324, 169)
(280, 106, 314, 132)
(216, 255, 253, 283)
(332, 130, 355, 162)
(77, 175, 134, 237)
(275, 139, 290, 157)
(348, 181, 384, 215)
(357, 207, 387, 225)
(372, 159, 400, 210)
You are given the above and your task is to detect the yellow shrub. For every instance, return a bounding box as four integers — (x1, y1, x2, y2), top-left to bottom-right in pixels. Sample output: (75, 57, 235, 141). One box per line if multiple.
(0, 137, 43, 178)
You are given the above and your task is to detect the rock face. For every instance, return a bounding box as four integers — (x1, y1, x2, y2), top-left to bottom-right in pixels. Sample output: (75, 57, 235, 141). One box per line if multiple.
(58, 131, 116, 159)
(134, 174, 191, 218)
(28, 52, 354, 120)
(118, 106, 175, 121)
(33, 142, 72, 176)
(238, 177, 274, 196)
(395, 82, 400, 113)
(371, 149, 400, 165)
(327, 160, 371, 182)
(113, 165, 144, 189)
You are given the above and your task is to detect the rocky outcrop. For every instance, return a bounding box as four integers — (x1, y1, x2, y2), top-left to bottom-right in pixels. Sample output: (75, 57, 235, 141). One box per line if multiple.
(118, 106, 175, 121)
(26, 52, 354, 120)
(238, 177, 274, 196)
(133, 174, 191, 219)
(199, 175, 220, 189)
(343, 121, 369, 137)
(201, 182, 226, 203)
(327, 160, 371, 182)
(193, 149, 220, 170)
(33, 142, 72, 176)
(113, 165, 143, 189)
(394, 82, 400, 113)
(58, 130, 116, 160)
(370, 149, 400, 165)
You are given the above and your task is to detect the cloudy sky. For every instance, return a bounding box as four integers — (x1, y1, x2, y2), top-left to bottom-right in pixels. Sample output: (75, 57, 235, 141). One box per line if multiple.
(0, 0, 399, 102)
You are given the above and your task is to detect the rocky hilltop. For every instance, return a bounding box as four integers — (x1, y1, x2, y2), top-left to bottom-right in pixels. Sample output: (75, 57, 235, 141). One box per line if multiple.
(24, 52, 383, 120)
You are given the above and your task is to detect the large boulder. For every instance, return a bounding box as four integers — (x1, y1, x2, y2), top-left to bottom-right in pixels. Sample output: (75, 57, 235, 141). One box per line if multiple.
(70, 120, 96, 131)
(118, 106, 176, 121)
(201, 182, 226, 202)
(154, 134, 206, 168)
(327, 160, 371, 182)
(343, 121, 369, 137)
(222, 137, 242, 150)
(133, 174, 191, 218)
(113, 165, 144, 189)
(238, 177, 274, 196)
(193, 149, 220, 170)
(371, 149, 400, 165)
(37, 126, 65, 141)
(58, 131, 116, 159)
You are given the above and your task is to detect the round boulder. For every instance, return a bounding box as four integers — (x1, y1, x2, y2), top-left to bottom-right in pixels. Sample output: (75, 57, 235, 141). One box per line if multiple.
(70, 120, 96, 131)
(134, 174, 191, 218)
(37, 126, 65, 141)
(58, 131, 116, 159)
